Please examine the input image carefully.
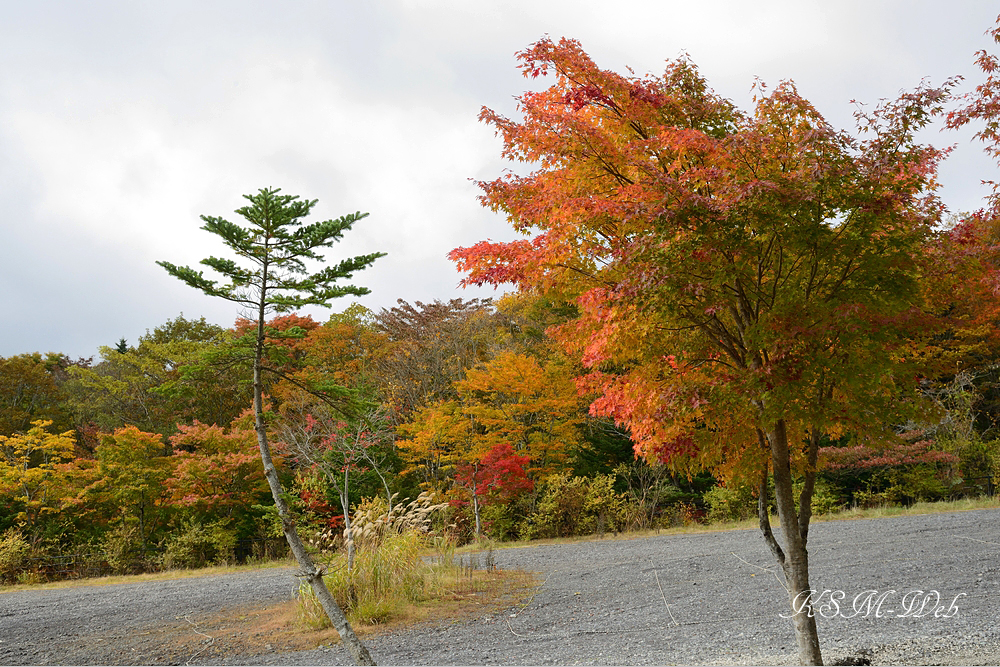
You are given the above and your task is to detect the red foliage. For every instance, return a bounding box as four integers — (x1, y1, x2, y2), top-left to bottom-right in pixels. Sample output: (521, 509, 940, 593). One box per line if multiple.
(453, 443, 534, 506)
(298, 488, 344, 529)
(233, 313, 320, 361)
(819, 430, 959, 471)
(450, 35, 974, 481)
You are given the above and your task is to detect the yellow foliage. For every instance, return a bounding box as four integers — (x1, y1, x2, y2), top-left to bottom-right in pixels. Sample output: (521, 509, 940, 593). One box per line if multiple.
(398, 350, 584, 484)
(0, 420, 75, 526)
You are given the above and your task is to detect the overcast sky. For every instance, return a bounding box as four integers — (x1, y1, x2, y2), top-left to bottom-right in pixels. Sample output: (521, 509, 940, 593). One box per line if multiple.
(2, 1, 998, 359)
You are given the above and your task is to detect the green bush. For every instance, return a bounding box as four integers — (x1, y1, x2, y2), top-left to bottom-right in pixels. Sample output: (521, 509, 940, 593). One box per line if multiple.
(480, 502, 522, 542)
(522, 473, 631, 539)
(704, 483, 757, 523)
(850, 465, 950, 508)
(705, 476, 846, 523)
(102, 522, 148, 574)
(581, 473, 629, 534)
(160, 519, 238, 569)
(806, 478, 846, 515)
(0, 529, 30, 584)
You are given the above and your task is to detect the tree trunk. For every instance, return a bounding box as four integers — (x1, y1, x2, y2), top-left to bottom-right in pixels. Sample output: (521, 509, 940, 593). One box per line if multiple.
(340, 473, 355, 572)
(253, 323, 374, 666)
(759, 421, 823, 666)
(472, 484, 481, 539)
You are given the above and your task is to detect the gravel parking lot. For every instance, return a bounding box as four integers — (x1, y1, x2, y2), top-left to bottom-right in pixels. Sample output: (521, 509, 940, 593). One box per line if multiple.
(2, 508, 999, 665)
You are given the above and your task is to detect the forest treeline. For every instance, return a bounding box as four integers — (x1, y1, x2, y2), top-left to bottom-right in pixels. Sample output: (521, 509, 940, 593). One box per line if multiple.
(1, 292, 998, 582)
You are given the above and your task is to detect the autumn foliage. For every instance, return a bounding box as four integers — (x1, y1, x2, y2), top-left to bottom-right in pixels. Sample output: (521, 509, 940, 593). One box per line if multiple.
(451, 37, 972, 479)
(449, 36, 1000, 664)
(4, 26, 1000, 623)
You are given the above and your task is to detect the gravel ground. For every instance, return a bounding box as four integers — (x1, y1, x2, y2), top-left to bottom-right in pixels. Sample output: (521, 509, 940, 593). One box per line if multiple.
(2, 508, 999, 665)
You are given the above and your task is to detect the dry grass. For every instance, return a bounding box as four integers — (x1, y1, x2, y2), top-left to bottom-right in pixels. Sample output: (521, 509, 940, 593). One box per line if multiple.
(811, 494, 1000, 522)
(297, 493, 537, 630)
(293, 564, 536, 640)
(142, 565, 536, 661)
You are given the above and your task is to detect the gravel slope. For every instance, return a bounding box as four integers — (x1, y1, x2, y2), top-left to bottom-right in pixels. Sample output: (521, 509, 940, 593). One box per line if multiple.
(3, 508, 999, 665)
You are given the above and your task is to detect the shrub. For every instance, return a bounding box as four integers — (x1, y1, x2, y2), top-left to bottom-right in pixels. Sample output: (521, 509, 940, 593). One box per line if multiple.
(581, 473, 629, 535)
(522, 473, 586, 539)
(850, 465, 950, 508)
(804, 478, 846, 515)
(160, 519, 238, 569)
(480, 501, 524, 542)
(522, 473, 630, 539)
(0, 529, 30, 584)
(102, 522, 147, 574)
(704, 483, 757, 523)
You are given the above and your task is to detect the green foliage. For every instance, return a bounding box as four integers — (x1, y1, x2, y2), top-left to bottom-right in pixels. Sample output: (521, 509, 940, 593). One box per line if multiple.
(160, 519, 238, 569)
(101, 522, 147, 575)
(951, 437, 1000, 492)
(852, 465, 952, 508)
(804, 478, 846, 515)
(93, 426, 170, 549)
(704, 483, 758, 523)
(158, 188, 384, 315)
(66, 315, 244, 438)
(522, 472, 630, 539)
(0, 354, 73, 437)
(572, 420, 637, 478)
(479, 500, 526, 542)
(703, 477, 844, 523)
(0, 529, 30, 584)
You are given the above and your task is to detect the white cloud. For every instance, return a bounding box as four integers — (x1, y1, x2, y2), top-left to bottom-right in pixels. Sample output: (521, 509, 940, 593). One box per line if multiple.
(0, 0, 998, 356)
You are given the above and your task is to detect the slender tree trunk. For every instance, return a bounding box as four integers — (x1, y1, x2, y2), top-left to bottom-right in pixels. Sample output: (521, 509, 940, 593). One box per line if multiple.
(253, 314, 374, 666)
(369, 461, 393, 516)
(138, 505, 146, 559)
(472, 483, 481, 539)
(340, 470, 355, 571)
(759, 422, 823, 666)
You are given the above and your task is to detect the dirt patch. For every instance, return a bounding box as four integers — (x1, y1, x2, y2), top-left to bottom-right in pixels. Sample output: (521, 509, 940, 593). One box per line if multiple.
(62, 569, 540, 665)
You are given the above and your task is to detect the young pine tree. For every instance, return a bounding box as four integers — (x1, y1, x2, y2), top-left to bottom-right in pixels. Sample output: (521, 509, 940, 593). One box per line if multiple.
(158, 187, 384, 666)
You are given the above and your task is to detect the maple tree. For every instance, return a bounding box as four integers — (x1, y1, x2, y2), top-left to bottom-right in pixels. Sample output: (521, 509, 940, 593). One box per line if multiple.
(159, 187, 382, 666)
(0, 420, 75, 531)
(165, 418, 269, 519)
(450, 38, 969, 664)
(947, 16, 1000, 214)
(456, 350, 583, 478)
(88, 426, 171, 556)
(232, 313, 322, 386)
(299, 305, 385, 391)
(397, 350, 582, 489)
(453, 442, 533, 538)
(396, 399, 473, 490)
(262, 307, 389, 423)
